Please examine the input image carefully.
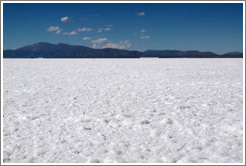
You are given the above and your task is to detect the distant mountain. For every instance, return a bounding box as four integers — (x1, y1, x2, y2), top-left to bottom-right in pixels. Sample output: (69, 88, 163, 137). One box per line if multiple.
(3, 42, 243, 58)
(3, 42, 144, 58)
(223, 51, 243, 56)
(144, 50, 243, 58)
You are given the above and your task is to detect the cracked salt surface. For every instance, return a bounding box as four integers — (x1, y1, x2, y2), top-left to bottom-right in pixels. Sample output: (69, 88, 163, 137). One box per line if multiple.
(3, 58, 243, 163)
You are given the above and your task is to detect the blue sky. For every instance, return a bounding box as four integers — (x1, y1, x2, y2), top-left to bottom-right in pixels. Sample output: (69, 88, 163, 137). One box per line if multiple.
(3, 3, 243, 54)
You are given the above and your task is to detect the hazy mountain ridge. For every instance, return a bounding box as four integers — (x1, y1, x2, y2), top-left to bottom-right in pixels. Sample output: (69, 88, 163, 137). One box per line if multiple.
(144, 50, 219, 58)
(3, 42, 243, 58)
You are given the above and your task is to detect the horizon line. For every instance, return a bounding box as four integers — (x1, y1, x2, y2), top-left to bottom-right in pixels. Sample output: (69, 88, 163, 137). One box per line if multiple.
(3, 42, 243, 55)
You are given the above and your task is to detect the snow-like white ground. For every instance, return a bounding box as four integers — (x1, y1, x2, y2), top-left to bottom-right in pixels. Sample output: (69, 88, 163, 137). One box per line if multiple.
(2, 59, 244, 163)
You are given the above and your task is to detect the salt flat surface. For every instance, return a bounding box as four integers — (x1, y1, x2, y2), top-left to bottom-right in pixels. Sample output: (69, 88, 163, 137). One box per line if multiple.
(3, 59, 243, 163)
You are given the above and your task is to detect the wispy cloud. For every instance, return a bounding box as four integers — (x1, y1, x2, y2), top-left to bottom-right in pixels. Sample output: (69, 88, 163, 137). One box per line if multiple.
(82, 37, 91, 40)
(92, 44, 97, 48)
(140, 35, 150, 39)
(77, 28, 93, 32)
(97, 27, 111, 33)
(61, 16, 70, 22)
(47, 26, 60, 31)
(64, 31, 78, 35)
(91, 38, 109, 48)
(133, 33, 138, 36)
(137, 12, 145, 16)
(56, 30, 62, 34)
(104, 24, 113, 27)
(91, 38, 109, 44)
(97, 28, 103, 33)
(90, 38, 131, 49)
(141, 29, 147, 33)
(102, 40, 131, 49)
(105, 28, 111, 31)
(47, 26, 62, 34)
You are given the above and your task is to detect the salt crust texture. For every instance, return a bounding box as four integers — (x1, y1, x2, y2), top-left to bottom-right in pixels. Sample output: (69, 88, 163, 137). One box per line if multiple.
(3, 59, 243, 163)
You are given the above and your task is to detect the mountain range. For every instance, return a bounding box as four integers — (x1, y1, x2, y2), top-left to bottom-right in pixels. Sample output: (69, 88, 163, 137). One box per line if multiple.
(3, 42, 243, 58)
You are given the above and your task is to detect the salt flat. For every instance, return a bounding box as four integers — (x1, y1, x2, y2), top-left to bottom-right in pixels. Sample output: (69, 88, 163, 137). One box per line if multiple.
(2, 58, 244, 163)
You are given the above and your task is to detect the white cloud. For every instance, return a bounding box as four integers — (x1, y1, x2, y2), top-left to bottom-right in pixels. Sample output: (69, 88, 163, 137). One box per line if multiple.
(104, 24, 113, 27)
(137, 12, 145, 16)
(64, 31, 78, 35)
(47, 26, 61, 32)
(56, 29, 62, 34)
(47, 26, 62, 34)
(91, 38, 108, 44)
(141, 29, 147, 33)
(97, 28, 103, 33)
(83, 37, 91, 40)
(105, 28, 111, 31)
(133, 33, 138, 35)
(97, 27, 111, 33)
(61, 16, 70, 22)
(91, 39, 131, 49)
(140, 35, 150, 39)
(91, 38, 109, 49)
(102, 40, 131, 49)
(77, 28, 93, 32)
(93, 44, 97, 48)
